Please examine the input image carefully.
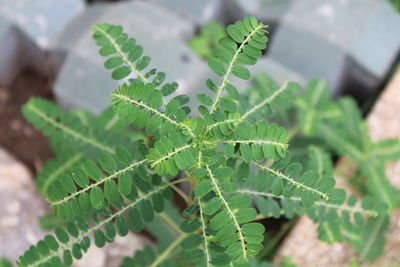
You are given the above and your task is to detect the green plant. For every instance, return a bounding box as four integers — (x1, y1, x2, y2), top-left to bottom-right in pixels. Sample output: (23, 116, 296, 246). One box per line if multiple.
(17, 17, 398, 267)
(391, 0, 400, 11)
(0, 258, 12, 267)
(189, 21, 226, 60)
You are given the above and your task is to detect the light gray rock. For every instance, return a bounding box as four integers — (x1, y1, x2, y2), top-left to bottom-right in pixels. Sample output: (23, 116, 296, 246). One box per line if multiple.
(0, 16, 20, 87)
(227, 56, 307, 98)
(74, 233, 148, 267)
(230, 0, 293, 24)
(156, 0, 223, 25)
(0, 0, 85, 48)
(249, 57, 306, 85)
(269, 0, 400, 93)
(103, 234, 149, 267)
(53, 1, 213, 115)
(269, 24, 346, 93)
(0, 147, 49, 262)
(0, 15, 47, 87)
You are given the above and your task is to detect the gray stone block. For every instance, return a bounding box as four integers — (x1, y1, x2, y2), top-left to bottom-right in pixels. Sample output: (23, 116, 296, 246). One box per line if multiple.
(249, 57, 306, 85)
(53, 1, 212, 115)
(0, 0, 85, 48)
(228, 56, 307, 95)
(269, 24, 345, 92)
(232, 0, 293, 24)
(156, 0, 223, 25)
(280, 0, 400, 79)
(0, 16, 20, 86)
(0, 15, 47, 87)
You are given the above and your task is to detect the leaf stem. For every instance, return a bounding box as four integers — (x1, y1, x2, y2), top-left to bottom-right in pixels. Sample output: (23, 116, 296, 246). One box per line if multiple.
(27, 103, 114, 154)
(241, 82, 288, 120)
(25, 181, 180, 267)
(206, 165, 248, 261)
(150, 234, 186, 267)
(257, 219, 297, 260)
(112, 92, 195, 137)
(198, 199, 212, 267)
(239, 189, 378, 216)
(50, 159, 147, 206)
(92, 25, 149, 82)
(210, 24, 265, 113)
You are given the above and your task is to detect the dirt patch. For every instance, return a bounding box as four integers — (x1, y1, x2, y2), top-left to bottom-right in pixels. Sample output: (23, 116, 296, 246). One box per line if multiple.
(0, 68, 54, 174)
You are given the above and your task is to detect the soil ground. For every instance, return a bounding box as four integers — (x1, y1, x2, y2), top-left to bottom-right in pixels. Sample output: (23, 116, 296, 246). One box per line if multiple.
(0, 68, 54, 174)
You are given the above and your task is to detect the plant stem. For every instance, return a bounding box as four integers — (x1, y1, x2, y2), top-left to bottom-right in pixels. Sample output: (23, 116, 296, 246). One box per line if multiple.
(150, 234, 186, 267)
(257, 218, 298, 260)
(158, 212, 184, 236)
(165, 178, 192, 205)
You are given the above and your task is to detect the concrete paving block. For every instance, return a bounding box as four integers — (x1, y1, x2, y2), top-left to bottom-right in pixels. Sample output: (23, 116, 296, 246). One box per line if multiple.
(268, 24, 346, 93)
(233, 0, 293, 24)
(249, 57, 306, 85)
(0, 0, 85, 48)
(281, 0, 400, 79)
(0, 15, 47, 87)
(156, 0, 223, 25)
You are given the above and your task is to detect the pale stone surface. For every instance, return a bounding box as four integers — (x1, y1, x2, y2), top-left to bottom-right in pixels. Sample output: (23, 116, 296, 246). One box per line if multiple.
(74, 233, 149, 267)
(0, 15, 47, 87)
(104, 234, 149, 267)
(268, 0, 400, 94)
(0, 147, 49, 262)
(0, 0, 85, 48)
(157, 0, 222, 25)
(232, 0, 293, 23)
(249, 57, 306, 85)
(280, 0, 400, 79)
(275, 68, 400, 266)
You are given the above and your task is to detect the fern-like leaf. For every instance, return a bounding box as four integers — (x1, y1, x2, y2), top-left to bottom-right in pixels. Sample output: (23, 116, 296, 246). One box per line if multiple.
(206, 17, 268, 113)
(17, 179, 178, 267)
(23, 98, 115, 154)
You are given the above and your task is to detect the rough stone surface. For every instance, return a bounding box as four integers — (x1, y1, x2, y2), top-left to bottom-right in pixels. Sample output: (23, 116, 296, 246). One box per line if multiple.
(103, 234, 149, 267)
(53, 1, 212, 115)
(0, 15, 47, 87)
(269, 24, 345, 92)
(0, 147, 49, 262)
(268, 0, 400, 94)
(275, 68, 400, 266)
(281, 0, 400, 79)
(231, 0, 293, 24)
(157, 0, 223, 25)
(249, 57, 306, 85)
(228, 57, 306, 93)
(0, 0, 85, 48)
(74, 233, 149, 267)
